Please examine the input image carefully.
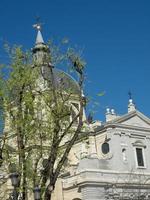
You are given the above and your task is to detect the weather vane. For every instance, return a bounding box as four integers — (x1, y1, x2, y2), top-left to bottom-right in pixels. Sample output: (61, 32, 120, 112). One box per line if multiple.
(33, 16, 44, 31)
(128, 90, 132, 100)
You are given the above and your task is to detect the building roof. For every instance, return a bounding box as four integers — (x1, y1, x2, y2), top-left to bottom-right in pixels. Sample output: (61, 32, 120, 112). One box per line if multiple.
(42, 66, 80, 95)
(106, 110, 150, 125)
(36, 30, 44, 44)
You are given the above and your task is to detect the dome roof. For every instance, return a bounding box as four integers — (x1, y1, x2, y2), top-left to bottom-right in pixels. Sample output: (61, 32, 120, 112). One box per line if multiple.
(42, 67, 80, 95)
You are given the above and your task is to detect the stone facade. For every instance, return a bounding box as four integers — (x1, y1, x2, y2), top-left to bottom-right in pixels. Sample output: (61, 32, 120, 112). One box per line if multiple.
(52, 101, 150, 200)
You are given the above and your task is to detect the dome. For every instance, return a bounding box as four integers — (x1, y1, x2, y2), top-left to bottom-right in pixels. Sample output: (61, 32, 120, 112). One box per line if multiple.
(42, 66, 80, 95)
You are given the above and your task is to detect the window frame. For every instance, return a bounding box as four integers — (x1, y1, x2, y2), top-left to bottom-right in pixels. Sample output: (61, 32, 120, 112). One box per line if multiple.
(134, 146, 146, 169)
(101, 142, 110, 155)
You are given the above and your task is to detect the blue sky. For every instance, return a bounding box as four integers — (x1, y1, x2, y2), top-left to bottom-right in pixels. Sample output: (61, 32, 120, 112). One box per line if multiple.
(0, 0, 150, 121)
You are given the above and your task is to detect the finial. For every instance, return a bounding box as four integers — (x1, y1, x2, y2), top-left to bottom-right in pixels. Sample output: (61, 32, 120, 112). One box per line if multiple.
(128, 91, 132, 100)
(128, 90, 134, 104)
(106, 108, 110, 114)
(111, 109, 115, 115)
(33, 16, 43, 31)
(33, 17, 45, 45)
(105, 107, 117, 122)
(128, 90, 136, 112)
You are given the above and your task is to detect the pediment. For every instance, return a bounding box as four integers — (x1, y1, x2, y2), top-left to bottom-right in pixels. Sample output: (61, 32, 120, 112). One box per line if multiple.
(112, 110, 150, 129)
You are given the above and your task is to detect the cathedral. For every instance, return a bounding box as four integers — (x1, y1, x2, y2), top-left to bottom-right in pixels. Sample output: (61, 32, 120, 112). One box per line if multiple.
(57, 101, 150, 200)
(1, 26, 150, 200)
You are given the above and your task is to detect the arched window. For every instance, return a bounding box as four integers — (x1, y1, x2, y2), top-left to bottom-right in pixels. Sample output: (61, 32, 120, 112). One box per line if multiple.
(101, 142, 110, 154)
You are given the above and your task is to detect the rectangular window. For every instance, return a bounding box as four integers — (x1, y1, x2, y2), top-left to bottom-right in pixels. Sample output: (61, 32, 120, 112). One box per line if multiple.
(136, 148, 144, 167)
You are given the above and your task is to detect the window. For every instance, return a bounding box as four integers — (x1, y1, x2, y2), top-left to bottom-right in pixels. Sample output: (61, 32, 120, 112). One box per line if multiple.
(132, 140, 146, 168)
(136, 148, 144, 167)
(122, 148, 127, 161)
(102, 142, 110, 154)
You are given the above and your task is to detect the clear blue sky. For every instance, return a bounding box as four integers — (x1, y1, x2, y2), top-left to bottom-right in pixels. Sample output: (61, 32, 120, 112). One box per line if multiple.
(0, 0, 150, 121)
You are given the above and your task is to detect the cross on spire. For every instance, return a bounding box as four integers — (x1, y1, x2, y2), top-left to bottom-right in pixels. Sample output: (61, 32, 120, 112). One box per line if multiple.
(33, 16, 43, 31)
(128, 90, 136, 112)
(128, 91, 132, 100)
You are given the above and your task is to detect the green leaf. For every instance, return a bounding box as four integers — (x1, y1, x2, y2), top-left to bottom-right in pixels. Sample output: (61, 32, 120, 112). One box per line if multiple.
(97, 91, 105, 96)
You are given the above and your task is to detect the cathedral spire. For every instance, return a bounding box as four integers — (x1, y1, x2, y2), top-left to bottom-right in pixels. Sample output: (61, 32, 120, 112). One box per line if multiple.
(33, 23, 44, 44)
(36, 29, 44, 44)
(32, 21, 50, 65)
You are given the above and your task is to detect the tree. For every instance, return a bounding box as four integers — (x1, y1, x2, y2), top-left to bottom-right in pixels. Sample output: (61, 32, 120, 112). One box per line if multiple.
(0, 36, 86, 200)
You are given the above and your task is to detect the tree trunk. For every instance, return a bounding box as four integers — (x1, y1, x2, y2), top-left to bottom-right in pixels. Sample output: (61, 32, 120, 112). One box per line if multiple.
(44, 187, 52, 200)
